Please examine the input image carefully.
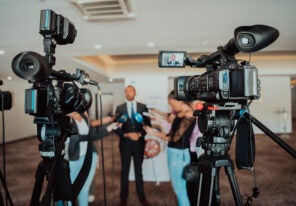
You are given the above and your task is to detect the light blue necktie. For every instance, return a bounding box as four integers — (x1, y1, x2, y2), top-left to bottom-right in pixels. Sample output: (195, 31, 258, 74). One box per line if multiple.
(131, 103, 135, 124)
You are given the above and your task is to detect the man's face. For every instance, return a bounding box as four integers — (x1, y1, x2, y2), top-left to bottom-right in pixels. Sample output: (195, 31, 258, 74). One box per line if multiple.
(125, 86, 136, 101)
(171, 54, 175, 60)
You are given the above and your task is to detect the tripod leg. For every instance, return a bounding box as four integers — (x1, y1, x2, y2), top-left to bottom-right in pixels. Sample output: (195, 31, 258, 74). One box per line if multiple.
(246, 113, 296, 158)
(207, 168, 216, 206)
(197, 173, 203, 206)
(212, 169, 221, 205)
(0, 169, 14, 206)
(197, 164, 221, 206)
(224, 165, 243, 206)
(30, 161, 47, 206)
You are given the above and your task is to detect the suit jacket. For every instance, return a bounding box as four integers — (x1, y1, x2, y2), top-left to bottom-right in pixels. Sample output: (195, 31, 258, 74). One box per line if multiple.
(115, 102, 151, 140)
(168, 60, 180, 66)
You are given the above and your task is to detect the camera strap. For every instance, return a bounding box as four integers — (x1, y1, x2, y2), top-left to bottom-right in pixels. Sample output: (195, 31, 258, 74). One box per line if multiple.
(71, 113, 94, 198)
(235, 117, 255, 170)
(71, 140, 93, 197)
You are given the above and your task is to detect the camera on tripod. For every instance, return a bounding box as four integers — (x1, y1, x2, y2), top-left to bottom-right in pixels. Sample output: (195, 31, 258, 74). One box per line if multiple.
(159, 25, 279, 157)
(10, 9, 99, 204)
(159, 25, 280, 205)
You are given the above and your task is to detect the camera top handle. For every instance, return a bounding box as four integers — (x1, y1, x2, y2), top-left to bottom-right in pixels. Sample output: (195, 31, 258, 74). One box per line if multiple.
(184, 25, 279, 69)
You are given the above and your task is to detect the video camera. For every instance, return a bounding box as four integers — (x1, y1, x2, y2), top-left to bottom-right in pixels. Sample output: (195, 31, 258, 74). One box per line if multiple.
(159, 25, 279, 104)
(159, 25, 279, 162)
(158, 25, 296, 206)
(11, 9, 96, 147)
(10, 10, 100, 204)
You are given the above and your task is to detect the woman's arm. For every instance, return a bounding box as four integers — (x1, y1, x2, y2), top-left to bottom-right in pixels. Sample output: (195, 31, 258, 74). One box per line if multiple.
(90, 116, 114, 127)
(144, 126, 170, 141)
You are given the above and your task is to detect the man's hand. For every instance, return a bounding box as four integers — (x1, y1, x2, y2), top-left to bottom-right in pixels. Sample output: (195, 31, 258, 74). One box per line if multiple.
(124, 132, 141, 141)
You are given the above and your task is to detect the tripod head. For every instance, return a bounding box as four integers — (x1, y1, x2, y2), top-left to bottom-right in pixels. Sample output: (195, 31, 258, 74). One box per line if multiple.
(194, 102, 241, 156)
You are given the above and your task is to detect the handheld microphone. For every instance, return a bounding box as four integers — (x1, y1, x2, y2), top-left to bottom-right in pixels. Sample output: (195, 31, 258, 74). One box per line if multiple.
(118, 114, 128, 123)
(134, 113, 144, 125)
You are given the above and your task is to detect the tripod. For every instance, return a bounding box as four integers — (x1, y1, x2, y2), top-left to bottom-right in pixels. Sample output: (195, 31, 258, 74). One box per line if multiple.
(196, 137, 243, 206)
(195, 107, 296, 206)
(0, 169, 14, 206)
(30, 116, 74, 206)
(30, 137, 74, 206)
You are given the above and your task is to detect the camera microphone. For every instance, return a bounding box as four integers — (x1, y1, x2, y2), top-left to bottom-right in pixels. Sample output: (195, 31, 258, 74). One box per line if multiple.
(76, 68, 98, 86)
(81, 78, 98, 86)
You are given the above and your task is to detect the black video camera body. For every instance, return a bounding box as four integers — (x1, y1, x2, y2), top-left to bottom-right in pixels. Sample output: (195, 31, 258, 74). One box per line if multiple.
(174, 62, 260, 103)
(12, 10, 92, 118)
(159, 25, 279, 104)
(24, 81, 92, 117)
(11, 10, 94, 144)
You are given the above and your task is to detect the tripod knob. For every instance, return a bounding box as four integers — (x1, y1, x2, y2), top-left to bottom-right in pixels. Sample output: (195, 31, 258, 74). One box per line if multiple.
(252, 187, 260, 198)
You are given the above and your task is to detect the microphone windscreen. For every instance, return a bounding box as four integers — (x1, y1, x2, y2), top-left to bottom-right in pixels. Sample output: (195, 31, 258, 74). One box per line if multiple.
(134, 113, 143, 123)
(118, 114, 128, 123)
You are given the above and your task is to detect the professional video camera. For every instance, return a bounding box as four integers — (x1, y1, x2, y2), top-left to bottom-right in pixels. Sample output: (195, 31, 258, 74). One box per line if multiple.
(11, 9, 97, 205)
(11, 9, 97, 142)
(158, 25, 296, 205)
(159, 25, 280, 103)
(159, 25, 279, 157)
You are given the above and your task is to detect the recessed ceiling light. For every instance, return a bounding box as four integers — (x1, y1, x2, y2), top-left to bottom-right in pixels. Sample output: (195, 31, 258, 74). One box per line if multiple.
(7, 76, 12, 80)
(202, 41, 208, 46)
(147, 42, 155, 48)
(0, 50, 5, 55)
(94, 44, 102, 49)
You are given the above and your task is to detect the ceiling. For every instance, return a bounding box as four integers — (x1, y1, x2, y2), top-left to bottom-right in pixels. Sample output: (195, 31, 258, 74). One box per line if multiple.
(0, 0, 296, 83)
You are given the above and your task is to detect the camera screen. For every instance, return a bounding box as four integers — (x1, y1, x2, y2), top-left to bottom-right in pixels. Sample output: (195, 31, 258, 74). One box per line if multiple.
(158, 51, 186, 68)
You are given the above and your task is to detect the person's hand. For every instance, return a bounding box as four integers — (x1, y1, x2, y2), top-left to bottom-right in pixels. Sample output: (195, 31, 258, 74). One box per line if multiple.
(103, 116, 115, 124)
(143, 126, 154, 135)
(144, 126, 170, 141)
(107, 122, 121, 132)
(124, 132, 141, 141)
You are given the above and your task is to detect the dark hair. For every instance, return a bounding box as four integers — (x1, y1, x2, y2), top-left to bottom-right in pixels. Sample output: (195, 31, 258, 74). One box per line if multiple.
(126, 85, 136, 91)
(168, 90, 193, 107)
(79, 88, 92, 111)
(168, 90, 175, 100)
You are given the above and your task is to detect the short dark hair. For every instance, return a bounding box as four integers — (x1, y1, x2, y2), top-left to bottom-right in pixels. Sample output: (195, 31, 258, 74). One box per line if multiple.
(126, 85, 136, 91)
(168, 90, 175, 100)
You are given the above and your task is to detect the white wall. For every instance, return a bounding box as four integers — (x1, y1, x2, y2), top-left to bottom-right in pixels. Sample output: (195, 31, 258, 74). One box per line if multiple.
(249, 76, 292, 134)
(291, 84, 296, 119)
(87, 82, 125, 119)
(0, 80, 36, 142)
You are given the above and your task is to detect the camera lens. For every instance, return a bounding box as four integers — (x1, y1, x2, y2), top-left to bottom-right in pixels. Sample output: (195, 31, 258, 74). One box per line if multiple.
(12, 51, 50, 81)
(20, 59, 36, 72)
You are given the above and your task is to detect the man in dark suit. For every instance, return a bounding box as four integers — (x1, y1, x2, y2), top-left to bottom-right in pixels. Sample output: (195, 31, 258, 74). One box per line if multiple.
(167, 54, 180, 66)
(115, 85, 151, 206)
